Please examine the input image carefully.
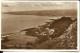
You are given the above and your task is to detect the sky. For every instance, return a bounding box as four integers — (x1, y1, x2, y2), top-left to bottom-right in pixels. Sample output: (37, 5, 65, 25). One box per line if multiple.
(2, 2, 77, 12)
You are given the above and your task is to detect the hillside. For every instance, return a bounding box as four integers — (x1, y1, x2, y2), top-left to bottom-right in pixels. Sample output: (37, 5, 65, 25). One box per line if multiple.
(34, 21, 77, 49)
(1, 16, 77, 49)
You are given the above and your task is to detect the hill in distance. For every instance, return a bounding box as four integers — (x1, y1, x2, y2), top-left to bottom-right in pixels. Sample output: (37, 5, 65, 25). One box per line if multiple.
(3, 9, 77, 16)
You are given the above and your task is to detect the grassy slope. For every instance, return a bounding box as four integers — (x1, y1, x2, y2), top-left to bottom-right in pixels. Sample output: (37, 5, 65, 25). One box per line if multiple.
(34, 21, 77, 49)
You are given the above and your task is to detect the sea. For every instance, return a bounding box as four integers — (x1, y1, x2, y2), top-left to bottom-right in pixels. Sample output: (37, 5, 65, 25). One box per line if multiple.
(1, 14, 61, 34)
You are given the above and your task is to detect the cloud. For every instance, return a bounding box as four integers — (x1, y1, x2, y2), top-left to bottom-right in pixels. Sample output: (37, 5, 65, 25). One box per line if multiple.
(2, 2, 77, 12)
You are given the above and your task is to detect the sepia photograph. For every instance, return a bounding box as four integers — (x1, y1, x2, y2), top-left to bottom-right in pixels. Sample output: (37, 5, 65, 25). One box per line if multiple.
(1, 2, 77, 49)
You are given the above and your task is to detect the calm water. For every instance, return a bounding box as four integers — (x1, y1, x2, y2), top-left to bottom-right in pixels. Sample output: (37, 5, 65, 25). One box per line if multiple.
(2, 14, 61, 34)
